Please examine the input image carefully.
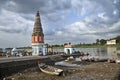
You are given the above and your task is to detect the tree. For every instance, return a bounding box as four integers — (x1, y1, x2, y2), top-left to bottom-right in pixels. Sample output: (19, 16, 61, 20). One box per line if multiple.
(100, 39, 106, 45)
(116, 36, 120, 44)
(96, 39, 100, 45)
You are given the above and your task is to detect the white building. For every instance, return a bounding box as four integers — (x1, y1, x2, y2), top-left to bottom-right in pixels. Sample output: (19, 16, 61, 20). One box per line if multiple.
(107, 39, 116, 45)
(11, 48, 19, 56)
(64, 43, 75, 54)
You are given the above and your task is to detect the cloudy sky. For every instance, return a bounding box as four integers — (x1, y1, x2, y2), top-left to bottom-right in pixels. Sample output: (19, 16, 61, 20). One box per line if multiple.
(0, 0, 120, 48)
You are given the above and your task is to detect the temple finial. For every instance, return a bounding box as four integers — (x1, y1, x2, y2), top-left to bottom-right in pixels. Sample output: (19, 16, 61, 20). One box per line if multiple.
(36, 11, 39, 16)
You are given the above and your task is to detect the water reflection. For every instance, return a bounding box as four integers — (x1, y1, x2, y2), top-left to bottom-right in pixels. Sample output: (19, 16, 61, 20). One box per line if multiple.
(76, 47, 120, 59)
(107, 47, 117, 58)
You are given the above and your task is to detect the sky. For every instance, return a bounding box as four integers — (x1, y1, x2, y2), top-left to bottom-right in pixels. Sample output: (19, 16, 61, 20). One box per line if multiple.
(0, 0, 120, 48)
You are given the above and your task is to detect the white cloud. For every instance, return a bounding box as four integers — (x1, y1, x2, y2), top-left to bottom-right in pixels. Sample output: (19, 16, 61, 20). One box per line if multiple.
(0, 9, 34, 48)
(0, 9, 33, 34)
(114, 0, 116, 4)
(98, 12, 108, 21)
(0, 0, 120, 47)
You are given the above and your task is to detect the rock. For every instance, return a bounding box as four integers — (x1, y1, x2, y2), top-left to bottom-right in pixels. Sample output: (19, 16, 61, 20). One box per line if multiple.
(2, 78, 15, 80)
(73, 70, 76, 72)
(3, 78, 5, 80)
(100, 75, 103, 77)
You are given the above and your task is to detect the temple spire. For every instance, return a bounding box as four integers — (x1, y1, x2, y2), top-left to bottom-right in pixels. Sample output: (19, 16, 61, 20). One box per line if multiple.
(32, 11, 45, 56)
(36, 11, 40, 16)
(33, 11, 43, 35)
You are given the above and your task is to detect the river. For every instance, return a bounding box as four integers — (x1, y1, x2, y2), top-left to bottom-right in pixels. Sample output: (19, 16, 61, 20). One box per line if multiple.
(53, 46, 120, 59)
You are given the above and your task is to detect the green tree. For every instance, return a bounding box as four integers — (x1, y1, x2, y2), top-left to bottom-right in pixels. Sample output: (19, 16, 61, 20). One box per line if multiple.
(100, 39, 106, 45)
(96, 39, 100, 45)
(116, 36, 120, 44)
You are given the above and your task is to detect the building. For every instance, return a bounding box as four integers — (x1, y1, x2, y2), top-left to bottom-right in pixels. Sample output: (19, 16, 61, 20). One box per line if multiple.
(64, 43, 75, 54)
(32, 11, 47, 56)
(11, 48, 19, 56)
(107, 39, 116, 45)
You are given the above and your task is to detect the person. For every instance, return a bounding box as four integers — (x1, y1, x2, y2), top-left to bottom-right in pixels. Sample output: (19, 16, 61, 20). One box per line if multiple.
(38, 60, 40, 64)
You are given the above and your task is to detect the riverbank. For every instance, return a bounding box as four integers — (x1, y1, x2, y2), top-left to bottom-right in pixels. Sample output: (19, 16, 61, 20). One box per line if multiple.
(6, 61, 120, 80)
(53, 44, 120, 48)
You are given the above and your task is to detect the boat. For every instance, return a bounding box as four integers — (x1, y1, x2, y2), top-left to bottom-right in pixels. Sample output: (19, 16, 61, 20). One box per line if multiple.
(38, 63, 63, 76)
(66, 56, 74, 61)
(108, 57, 116, 63)
(115, 59, 120, 64)
(108, 57, 120, 64)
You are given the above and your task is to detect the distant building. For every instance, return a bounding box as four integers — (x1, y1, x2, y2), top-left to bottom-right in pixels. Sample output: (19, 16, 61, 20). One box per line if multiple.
(47, 46, 53, 53)
(32, 11, 47, 56)
(107, 39, 116, 45)
(64, 43, 75, 54)
(11, 48, 19, 56)
(0, 48, 2, 52)
(0, 49, 3, 56)
(17, 47, 32, 53)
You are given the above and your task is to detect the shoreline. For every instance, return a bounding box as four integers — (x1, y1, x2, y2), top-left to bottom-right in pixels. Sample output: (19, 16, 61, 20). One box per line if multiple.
(53, 44, 120, 48)
(6, 61, 120, 80)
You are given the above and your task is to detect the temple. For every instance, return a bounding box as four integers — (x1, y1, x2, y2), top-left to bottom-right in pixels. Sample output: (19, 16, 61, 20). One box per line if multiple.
(32, 11, 46, 55)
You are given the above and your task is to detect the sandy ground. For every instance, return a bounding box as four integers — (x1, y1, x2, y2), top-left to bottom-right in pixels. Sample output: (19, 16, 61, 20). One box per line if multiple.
(6, 61, 120, 80)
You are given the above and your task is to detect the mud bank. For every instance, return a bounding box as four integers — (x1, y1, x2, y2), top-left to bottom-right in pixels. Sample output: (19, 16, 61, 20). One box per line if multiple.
(0, 55, 65, 79)
(6, 62, 120, 80)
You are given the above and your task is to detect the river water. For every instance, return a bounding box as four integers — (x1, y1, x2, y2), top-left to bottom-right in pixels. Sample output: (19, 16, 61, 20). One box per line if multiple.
(54, 47, 120, 59)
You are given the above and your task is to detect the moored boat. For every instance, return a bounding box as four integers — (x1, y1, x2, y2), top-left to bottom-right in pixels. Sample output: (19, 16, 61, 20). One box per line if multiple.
(115, 59, 120, 64)
(38, 63, 63, 76)
(108, 57, 117, 63)
(108, 58, 120, 64)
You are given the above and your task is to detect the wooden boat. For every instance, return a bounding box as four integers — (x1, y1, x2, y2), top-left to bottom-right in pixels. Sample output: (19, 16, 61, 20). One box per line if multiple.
(38, 63, 63, 75)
